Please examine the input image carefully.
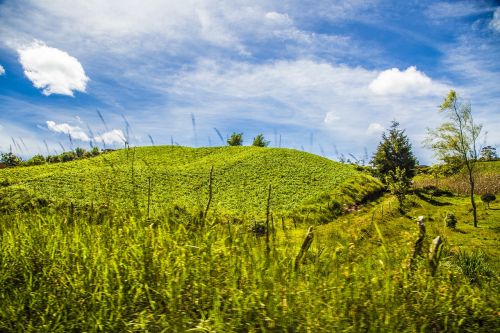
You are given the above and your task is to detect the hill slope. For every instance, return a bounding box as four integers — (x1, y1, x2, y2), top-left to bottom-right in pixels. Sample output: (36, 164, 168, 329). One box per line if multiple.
(0, 146, 382, 216)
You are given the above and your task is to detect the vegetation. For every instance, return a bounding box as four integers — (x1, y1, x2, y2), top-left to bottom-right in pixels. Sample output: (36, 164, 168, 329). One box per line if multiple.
(425, 90, 482, 227)
(481, 193, 496, 209)
(0, 146, 382, 217)
(252, 134, 270, 147)
(227, 132, 243, 146)
(371, 120, 418, 180)
(480, 146, 497, 161)
(0, 142, 498, 331)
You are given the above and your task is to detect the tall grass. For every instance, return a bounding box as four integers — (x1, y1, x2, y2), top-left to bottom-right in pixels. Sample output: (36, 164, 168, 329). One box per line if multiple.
(0, 207, 497, 332)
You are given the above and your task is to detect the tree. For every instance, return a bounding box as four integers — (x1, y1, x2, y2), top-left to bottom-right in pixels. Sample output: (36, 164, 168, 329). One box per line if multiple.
(425, 90, 482, 227)
(480, 146, 497, 161)
(371, 121, 418, 181)
(386, 166, 412, 211)
(252, 134, 269, 147)
(26, 154, 46, 166)
(227, 132, 243, 146)
(1, 152, 22, 167)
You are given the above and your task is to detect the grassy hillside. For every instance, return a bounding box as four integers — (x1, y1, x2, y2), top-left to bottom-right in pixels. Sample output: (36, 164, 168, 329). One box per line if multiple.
(0, 146, 382, 217)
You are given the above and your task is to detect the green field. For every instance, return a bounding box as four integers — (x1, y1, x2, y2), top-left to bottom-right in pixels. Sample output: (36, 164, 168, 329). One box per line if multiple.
(0, 147, 498, 332)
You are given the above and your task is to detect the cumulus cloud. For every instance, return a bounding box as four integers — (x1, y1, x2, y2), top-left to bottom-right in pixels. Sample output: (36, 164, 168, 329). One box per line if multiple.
(490, 7, 500, 32)
(368, 66, 447, 96)
(367, 123, 384, 135)
(0, 64, 5, 75)
(46, 121, 90, 141)
(94, 129, 126, 145)
(18, 41, 89, 96)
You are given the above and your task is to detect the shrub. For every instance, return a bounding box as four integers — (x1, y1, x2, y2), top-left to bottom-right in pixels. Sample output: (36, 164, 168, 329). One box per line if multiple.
(26, 154, 46, 166)
(1, 152, 22, 167)
(60, 151, 77, 162)
(252, 134, 269, 147)
(75, 147, 86, 158)
(227, 132, 243, 146)
(480, 193, 496, 209)
(444, 212, 457, 229)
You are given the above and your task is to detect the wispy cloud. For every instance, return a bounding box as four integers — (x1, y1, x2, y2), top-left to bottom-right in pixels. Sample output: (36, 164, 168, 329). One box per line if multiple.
(490, 7, 500, 32)
(18, 41, 89, 96)
(0, 64, 4, 76)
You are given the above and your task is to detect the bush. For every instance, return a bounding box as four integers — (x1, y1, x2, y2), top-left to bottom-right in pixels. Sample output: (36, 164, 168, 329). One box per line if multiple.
(444, 212, 457, 229)
(480, 193, 496, 209)
(227, 132, 243, 146)
(1, 152, 22, 167)
(60, 151, 77, 162)
(252, 134, 269, 147)
(26, 154, 46, 166)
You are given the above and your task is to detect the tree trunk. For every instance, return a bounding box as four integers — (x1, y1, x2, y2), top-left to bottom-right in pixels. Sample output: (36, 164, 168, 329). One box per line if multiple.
(466, 164, 478, 227)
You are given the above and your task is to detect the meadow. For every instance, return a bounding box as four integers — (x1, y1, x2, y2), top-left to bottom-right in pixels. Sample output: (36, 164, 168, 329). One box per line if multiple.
(0, 146, 498, 332)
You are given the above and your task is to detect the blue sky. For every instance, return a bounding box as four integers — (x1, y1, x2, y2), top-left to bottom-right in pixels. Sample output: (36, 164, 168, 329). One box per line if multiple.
(0, 0, 499, 164)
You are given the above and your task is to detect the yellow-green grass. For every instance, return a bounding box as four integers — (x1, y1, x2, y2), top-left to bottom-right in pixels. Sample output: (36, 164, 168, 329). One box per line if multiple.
(0, 146, 382, 217)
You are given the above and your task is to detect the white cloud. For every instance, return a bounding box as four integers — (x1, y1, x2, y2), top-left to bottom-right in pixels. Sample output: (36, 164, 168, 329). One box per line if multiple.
(490, 7, 500, 32)
(0, 64, 4, 75)
(94, 129, 126, 145)
(17, 41, 89, 96)
(324, 112, 340, 124)
(46, 120, 90, 141)
(369, 66, 448, 96)
(367, 123, 384, 135)
(426, 2, 490, 20)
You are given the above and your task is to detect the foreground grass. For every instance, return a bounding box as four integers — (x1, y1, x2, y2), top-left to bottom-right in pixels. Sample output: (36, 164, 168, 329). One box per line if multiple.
(0, 196, 498, 332)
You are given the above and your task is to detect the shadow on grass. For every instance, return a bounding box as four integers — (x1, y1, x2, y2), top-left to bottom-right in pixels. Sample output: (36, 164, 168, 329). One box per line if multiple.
(451, 228, 467, 234)
(414, 190, 452, 206)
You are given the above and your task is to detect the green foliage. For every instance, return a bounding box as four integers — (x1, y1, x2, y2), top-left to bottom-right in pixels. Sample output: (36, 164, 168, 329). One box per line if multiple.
(1, 152, 22, 167)
(91, 146, 100, 156)
(227, 132, 243, 146)
(25, 154, 46, 166)
(450, 249, 493, 285)
(385, 166, 411, 210)
(252, 133, 269, 147)
(425, 90, 482, 227)
(480, 193, 495, 209)
(74, 147, 86, 158)
(444, 212, 457, 228)
(480, 146, 497, 161)
(371, 121, 417, 181)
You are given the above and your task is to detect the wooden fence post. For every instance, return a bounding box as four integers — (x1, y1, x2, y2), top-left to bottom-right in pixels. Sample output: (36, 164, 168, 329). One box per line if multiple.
(295, 226, 314, 271)
(408, 216, 426, 271)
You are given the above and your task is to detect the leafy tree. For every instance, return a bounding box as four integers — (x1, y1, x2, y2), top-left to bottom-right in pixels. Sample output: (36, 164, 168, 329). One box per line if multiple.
(75, 147, 86, 158)
(26, 154, 46, 166)
(425, 90, 482, 227)
(227, 132, 243, 146)
(480, 146, 497, 161)
(371, 121, 418, 181)
(385, 166, 411, 211)
(252, 134, 270, 147)
(1, 152, 22, 167)
(91, 146, 100, 156)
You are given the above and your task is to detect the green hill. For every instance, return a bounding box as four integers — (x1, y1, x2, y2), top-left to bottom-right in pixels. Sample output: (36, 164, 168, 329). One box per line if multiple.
(0, 146, 382, 217)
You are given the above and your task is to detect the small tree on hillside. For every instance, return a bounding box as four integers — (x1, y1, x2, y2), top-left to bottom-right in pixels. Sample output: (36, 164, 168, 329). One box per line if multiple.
(480, 146, 497, 161)
(252, 134, 269, 147)
(227, 132, 243, 146)
(1, 152, 22, 167)
(424, 90, 482, 227)
(371, 121, 418, 181)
